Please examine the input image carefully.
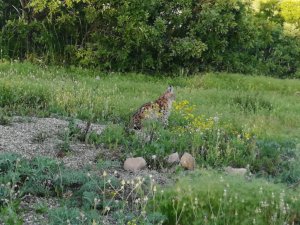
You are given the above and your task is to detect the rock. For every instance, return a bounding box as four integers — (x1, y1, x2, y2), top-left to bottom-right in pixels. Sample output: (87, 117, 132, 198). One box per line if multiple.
(124, 157, 147, 172)
(166, 152, 180, 164)
(180, 153, 196, 170)
(224, 166, 247, 176)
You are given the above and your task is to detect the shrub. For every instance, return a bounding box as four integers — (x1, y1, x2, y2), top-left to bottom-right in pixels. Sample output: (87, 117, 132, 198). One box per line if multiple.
(1, 0, 299, 76)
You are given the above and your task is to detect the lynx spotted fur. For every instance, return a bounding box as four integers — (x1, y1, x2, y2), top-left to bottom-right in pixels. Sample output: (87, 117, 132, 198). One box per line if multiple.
(131, 86, 175, 130)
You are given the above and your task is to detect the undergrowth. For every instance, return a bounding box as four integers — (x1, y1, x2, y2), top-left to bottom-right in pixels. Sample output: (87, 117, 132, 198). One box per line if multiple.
(0, 153, 164, 225)
(98, 100, 300, 184)
(153, 170, 300, 225)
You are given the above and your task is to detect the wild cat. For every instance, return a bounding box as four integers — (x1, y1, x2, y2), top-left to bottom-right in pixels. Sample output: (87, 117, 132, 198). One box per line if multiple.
(131, 86, 175, 130)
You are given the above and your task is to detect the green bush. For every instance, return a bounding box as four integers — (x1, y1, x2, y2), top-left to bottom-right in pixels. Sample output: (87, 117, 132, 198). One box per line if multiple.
(153, 170, 300, 225)
(0, 0, 299, 77)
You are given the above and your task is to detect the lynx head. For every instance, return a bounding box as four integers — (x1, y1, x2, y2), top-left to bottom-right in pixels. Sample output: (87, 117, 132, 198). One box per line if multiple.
(164, 85, 175, 100)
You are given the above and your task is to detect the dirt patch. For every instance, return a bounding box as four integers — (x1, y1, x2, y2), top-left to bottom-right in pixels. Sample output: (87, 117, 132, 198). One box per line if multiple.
(0, 117, 105, 169)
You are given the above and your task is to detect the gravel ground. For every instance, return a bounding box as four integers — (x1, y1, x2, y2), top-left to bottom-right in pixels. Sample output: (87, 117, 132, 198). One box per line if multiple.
(0, 117, 106, 169)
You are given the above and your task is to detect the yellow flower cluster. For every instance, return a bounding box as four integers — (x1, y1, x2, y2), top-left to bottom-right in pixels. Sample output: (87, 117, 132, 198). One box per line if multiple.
(174, 100, 195, 114)
(243, 132, 252, 140)
(127, 220, 137, 225)
(173, 100, 215, 133)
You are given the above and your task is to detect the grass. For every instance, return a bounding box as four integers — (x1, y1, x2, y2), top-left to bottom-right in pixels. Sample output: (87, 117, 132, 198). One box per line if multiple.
(154, 169, 300, 225)
(1, 61, 300, 224)
(0, 61, 299, 141)
(0, 153, 164, 225)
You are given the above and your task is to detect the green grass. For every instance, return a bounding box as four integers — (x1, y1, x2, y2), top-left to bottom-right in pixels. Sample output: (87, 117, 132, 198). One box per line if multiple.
(0, 153, 163, 225)
(1, 61, 300, 224)
(154, 169, 300, 225)
(0, 61, 299, 141)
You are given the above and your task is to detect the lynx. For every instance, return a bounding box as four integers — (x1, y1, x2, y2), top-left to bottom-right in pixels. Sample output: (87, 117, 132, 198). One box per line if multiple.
(131, 86, 175, 130)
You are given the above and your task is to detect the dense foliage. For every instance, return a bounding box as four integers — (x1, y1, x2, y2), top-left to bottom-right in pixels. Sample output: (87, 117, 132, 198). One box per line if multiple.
(0, 0, 299, 77)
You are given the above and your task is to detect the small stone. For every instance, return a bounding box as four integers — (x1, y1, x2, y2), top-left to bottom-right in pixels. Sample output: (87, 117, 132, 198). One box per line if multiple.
(224, 166, 247, 176)
(180, 152, 196, 170)
(124, 157, 147, 172)
(166, 152, 180, 164)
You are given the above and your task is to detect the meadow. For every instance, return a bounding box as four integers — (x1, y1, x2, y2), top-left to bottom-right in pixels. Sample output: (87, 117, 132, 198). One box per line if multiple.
(1, 62, 299, 139)
(1, 61, 300, 224)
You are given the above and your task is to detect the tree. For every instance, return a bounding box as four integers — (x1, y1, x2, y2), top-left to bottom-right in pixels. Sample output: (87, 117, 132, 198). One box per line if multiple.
(280, 0, 300, 28)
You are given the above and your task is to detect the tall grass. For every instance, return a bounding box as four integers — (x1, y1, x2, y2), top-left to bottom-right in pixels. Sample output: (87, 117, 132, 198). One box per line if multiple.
(0, 61, 299, 140)
(153, 170, 300, 225)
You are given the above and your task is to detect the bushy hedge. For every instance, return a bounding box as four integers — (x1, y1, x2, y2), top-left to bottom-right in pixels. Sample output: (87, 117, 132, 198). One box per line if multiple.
(0, 0, 299, 77)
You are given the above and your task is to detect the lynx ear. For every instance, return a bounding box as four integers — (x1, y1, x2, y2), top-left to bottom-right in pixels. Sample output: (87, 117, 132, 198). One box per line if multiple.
(167, 85, 174, 93)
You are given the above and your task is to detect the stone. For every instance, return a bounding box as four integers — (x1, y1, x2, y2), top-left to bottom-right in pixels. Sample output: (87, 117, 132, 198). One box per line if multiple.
(124, 157, 147, 172)
(180, 152, 196, 170)
(166, 152, 180, 164)
(224, 166, 247, 176)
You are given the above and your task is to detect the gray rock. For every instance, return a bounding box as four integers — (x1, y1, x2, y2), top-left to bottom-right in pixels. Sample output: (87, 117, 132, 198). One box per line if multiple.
(180, 152, 196, 170)
(224, 166, 247, 176)
(166, 152, 180, 164)
(124, 157, 147, 172)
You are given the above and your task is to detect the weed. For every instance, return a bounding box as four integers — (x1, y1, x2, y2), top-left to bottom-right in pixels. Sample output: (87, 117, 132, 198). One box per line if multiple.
(33, 201, 48, 214)
(56, 119, 82, 156)
(232, 93, 273, 113)
(56, 134, 72, 157)
(31, 131, 49, 143)
(0, 114, 11, 126)
(67, 118, 82, 140)
(99, 124, 126, 150)
(0, 201, 23, 225)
